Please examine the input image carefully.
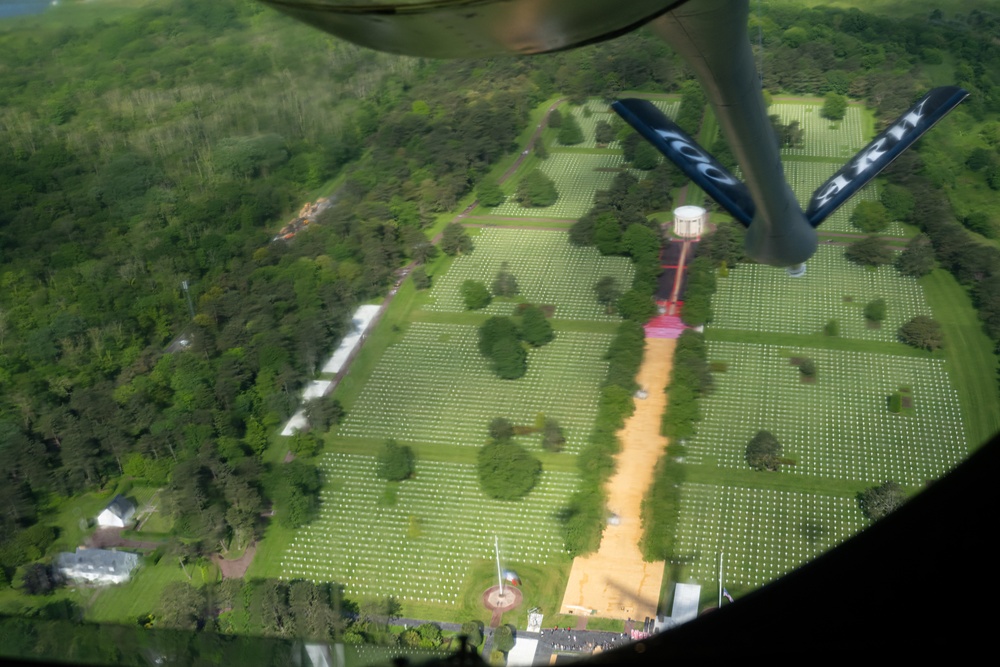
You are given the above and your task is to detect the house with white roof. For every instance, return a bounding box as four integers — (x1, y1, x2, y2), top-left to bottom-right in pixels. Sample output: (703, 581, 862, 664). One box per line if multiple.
(56, 548, 140, 585)
(96, 494, 136, 528)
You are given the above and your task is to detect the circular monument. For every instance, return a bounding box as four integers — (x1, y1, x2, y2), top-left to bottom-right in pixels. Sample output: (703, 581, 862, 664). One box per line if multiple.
(482, 584, 523, 613)
(673, 205, 707, 239)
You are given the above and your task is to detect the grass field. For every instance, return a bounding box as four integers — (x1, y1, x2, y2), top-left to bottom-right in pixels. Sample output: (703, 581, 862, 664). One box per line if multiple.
(337, 323, 613, 453)
(424, 228, 635, 321)
(770, 102, 867, 159)
(294, 222, 628, 619)
(689, 342, 967, 484)
(268, 89, 996, 623)
(490, 153, 642, 220)
(671, 483, 865, 590)
(275, 453, 575, 606)
(710, 245, 932, 342)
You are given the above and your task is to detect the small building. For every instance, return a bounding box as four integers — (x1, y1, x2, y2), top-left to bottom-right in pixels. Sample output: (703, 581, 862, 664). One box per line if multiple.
(97, 494, 136, 528)
(56, 548, 140, 585)
(672, 205, 707, 239)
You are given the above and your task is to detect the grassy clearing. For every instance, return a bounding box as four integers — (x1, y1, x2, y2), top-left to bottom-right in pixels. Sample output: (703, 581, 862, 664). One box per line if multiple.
(84, 557, 218, 624)
(920, 269, 1000, 448)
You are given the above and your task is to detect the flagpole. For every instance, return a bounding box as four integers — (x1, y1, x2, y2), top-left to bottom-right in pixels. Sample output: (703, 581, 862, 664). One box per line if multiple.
(495, 535, 504, 596)
(718, 551, 723, 607)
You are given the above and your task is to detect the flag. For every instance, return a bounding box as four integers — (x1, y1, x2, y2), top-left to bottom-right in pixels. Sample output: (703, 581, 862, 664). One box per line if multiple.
(723, 588, 734, 604)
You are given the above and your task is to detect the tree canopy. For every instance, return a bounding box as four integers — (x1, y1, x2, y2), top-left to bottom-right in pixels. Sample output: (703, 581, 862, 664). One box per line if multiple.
(516, 170, 559, 207)
(441, 223, 474, 255)
(491, 262, 520, 298)
(898, 315, 944, 351)
(520, 305, 554, 347)
(557, 112, 584, 145)
(745, 430, 783, 471)
(845, 236, 894, 266)
(851, 201, 890, 233)
(461, 280, 492, 310)
(477, 442, 541, 500)
(377, 439, 414, 481)
(859, 481, 905, 520)
(864, 298, 887, 323)
(821, 92, 848, 120)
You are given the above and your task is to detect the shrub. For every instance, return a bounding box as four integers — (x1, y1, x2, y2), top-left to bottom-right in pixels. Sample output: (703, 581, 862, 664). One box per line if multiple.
(824, 319, 839, 336)
(888, 393, 903, 413)
(799, 358, 817, 378)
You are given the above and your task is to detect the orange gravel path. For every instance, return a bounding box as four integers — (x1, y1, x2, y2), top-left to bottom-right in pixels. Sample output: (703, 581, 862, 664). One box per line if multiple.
(559, 338, 675, 621)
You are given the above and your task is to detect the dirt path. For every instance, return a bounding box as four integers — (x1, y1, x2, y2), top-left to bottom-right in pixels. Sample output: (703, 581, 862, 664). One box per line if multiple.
(559, 338, 675, 621)
(87, 528, 161, 551)
(212, 542, 257, 580)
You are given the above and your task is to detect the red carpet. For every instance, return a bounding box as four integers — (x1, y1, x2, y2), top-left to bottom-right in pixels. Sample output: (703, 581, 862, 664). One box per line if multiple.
(644, 314, 687, 339)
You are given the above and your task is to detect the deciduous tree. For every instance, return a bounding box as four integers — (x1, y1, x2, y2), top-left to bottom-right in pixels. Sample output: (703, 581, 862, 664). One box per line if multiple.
(864, 298, 887, 323)
(441, 223, 473, 255)
(845, 235, 893, 266)
(895, 234, 935, 277)
(859, 481, 905, 520)
(516, 170, 558, 207)
(461, 280, 492, 310)
(491, 262, 519, 297)
(377, 439, 414, 481)
(821, 92, 847, 120)
(851, 201, 890, 233)
(898, 315, 943, 351)
(745, 430, 782, 471)
(477, 442, 540, 500)
(520, 305, 553, 347)
(557, 113, 584, 145)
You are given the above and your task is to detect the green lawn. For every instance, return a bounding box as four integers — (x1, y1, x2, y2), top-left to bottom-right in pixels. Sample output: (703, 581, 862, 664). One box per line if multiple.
(84, 557, 217, 624)
(921, 269, 1000, 447)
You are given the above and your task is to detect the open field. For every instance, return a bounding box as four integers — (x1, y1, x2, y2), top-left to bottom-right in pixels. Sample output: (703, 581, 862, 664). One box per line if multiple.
(688, 342, 967, 484)
(425, 228, 635, 321)
(560, 339, 673, 621)
(278, 453, 575, 604)
(338, 323, 612, 453)
(710, 245, 932, 342)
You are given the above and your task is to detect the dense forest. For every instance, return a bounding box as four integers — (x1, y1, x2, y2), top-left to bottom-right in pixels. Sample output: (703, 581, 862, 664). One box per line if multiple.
(0, 0, 684, 588)
(1, 0, 999, 649)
